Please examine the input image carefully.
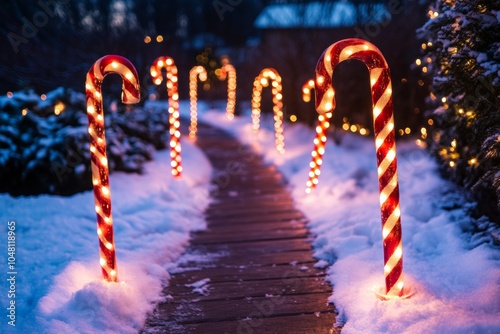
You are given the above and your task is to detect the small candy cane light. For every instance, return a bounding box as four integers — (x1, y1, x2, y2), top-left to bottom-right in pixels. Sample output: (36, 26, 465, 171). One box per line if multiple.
(251, 68, 285, 154)
(218, 60, 237, 120)
(189, 65, 208, 139)
(315, 38, 407, 298)
(150, 56, 182, 178)
(86, 55, 140, 282)
(303, 79, 332, 194)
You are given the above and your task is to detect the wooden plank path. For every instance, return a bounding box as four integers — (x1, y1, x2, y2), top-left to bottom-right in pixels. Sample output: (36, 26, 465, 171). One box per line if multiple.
(141, 122, 339, 334)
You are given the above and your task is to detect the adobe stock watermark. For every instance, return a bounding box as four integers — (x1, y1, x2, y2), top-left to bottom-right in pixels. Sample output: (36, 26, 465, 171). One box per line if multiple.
(461, 76, 496, 112)
(7, 0, 70, 54)
(207, 140, 261, 200)
(51, 146, 87, 183)
(6, 221, 17, 328)
(354, 0, 403, 41)
(213, 0, 243, 21)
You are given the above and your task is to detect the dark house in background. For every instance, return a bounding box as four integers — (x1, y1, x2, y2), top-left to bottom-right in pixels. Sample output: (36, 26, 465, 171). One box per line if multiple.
(252, 0, 428, 130)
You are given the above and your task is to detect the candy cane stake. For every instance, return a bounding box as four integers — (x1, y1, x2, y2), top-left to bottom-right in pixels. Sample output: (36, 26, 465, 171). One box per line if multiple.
(151, 56, 182, 178)
(85, 55, 140, 282)
(303, 79, 332, 193)
(315, 38, 407, 298)
(189, 66, 208, 139)
(302, 79, 315, 102)
(251, 68, 285, 154)
(218, 63, 237, 120)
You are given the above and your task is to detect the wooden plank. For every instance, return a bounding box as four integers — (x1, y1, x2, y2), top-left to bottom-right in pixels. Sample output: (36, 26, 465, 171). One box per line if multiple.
(210, 194, 293, 204)
(206, 211, 306, 226)
(183, 237, 313, 257)
(167, 276, 332, 301)
(171, 262, 324, 284)
(173, 250, 317, 268)
(191, 229, 309, 244)
(148, 293, 334, 325)
(199, 219, 307, 234)
(205, 207, 301, 220)
(144, 312, 339, 334)
(207, 198, 296, 209)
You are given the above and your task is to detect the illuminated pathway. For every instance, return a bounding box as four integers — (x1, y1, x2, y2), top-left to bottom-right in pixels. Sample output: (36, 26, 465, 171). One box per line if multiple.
(141, 121, 339, 334)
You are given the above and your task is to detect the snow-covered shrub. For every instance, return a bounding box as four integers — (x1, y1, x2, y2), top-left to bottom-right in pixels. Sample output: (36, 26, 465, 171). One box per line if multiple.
(418, 0, 500, 222)
(0, 88, 170, 196)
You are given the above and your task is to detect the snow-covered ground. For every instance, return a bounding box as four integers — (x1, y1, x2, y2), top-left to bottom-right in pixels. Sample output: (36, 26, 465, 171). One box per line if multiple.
(0, 136, 212, 334)
(198, 106, 500, 333)
(0, 100, 499, 333)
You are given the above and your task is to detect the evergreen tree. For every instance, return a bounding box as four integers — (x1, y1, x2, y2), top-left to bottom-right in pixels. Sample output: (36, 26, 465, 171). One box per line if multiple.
(418, 0, 500, 222)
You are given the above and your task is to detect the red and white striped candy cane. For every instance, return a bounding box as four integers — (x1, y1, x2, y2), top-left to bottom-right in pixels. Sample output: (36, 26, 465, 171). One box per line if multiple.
(85, 55, 140, 282)
(304, 79, 332, 193)
(315, 38, 404, 297)
(302, 79, 315, 103)
(219, 63, 237, 120)
(151, 56, 182, 178)
(251, 68, 285, 154)
(189, 66, 208, 139)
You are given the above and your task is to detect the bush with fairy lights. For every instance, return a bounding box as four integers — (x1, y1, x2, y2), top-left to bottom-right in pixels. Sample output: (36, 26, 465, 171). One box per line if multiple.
(0, 88, 171, 196)
(418, 0, 500, 222)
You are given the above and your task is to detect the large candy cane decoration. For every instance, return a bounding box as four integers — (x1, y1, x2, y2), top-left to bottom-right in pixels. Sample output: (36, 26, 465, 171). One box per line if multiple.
(303, 79, 332, 193)
(189, 66, 208, 139)
(316, 38, 404, 297)
(251, 68, 285, 154)
(218, 63, 237, 120)
(85, 55, 140, 282)
(150, 56, 182, 178)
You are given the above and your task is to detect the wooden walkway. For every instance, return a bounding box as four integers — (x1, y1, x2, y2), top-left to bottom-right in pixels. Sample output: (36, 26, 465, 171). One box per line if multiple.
(141, 123, 339, 334)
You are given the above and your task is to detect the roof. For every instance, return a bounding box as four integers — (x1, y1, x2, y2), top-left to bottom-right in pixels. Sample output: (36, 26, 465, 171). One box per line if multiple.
(254, 1, 389, 29)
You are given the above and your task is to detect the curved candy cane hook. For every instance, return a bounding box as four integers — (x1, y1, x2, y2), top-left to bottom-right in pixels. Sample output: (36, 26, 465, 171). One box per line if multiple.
(151, 56, 182, 178)
(303, 79, 332, 193)
(218, 63, 237, 120)
(85, 55, 140, 282)
(189, 66, 208, 139)
(251, 68, 285, 154)
(315, 38, 405, 298)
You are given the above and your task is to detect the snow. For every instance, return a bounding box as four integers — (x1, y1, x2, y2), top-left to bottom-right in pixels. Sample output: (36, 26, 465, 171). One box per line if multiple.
(195, 106, 500, 333)
(0, 138, 212, 334)
(1, 99, 499, 333)
(185, 278, 211, 296)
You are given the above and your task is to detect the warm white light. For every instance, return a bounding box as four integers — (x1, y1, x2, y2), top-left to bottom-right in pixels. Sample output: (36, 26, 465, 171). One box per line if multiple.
(101, 186, 110, 196)
(395, 246, 402, 257)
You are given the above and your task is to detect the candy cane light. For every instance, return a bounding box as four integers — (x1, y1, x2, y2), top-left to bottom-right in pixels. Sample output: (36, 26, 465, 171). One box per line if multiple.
(150, 56, 182, 178)
(218, 62, 237, 120)
(189, 66, 208, 139)
(302, 79, 315, 103)
(303, 79, 333, 194)
(86, 55, 140, 282)
(315, 38, 406, 298)
(251, 68, 285, 154)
